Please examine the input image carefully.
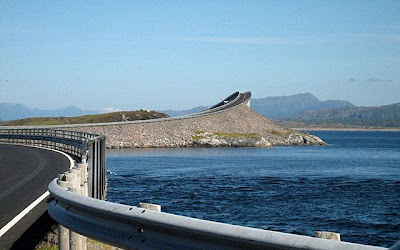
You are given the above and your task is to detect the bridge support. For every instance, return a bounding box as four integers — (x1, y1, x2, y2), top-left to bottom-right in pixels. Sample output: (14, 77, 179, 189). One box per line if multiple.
(246, 99, 251, 107)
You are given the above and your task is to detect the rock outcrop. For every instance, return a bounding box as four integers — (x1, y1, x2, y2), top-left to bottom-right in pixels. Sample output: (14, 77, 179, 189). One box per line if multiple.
(192, 132, 272, 148)
(68, 104, 326, 149)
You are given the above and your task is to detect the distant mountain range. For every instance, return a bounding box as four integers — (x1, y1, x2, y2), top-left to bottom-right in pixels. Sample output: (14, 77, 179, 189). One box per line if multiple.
(2, 93, 399, 128)
(159, 93, 399, 128)
(0, 103, 99, 121)
(161, 93, 354, 119)
(282, 102, 400, 127)
(251, 93, 354, 118)
(160, 106, 209, 117)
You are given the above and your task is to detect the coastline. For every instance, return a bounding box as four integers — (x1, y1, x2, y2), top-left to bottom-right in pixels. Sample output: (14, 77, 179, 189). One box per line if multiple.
(292, 127, 400, 132)
(68, 105, 327, 149)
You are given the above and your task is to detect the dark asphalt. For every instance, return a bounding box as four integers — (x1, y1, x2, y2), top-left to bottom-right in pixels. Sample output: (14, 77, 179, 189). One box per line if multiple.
(0, 144, 70, 248)
(197, 91, 251, 116)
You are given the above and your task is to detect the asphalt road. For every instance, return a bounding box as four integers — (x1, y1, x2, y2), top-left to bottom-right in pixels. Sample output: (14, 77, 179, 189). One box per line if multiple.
(0, 144, 70, 248)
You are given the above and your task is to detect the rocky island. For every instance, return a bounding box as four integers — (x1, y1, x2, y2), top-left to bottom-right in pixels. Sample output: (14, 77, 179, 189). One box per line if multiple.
(68, 93, 325, 149)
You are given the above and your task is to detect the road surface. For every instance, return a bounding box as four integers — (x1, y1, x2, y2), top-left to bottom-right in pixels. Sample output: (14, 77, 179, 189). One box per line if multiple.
(0, 144, 70, 249)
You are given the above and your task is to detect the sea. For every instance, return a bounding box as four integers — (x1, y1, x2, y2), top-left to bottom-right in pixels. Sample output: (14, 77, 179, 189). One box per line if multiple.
(106, 131, 400, 248)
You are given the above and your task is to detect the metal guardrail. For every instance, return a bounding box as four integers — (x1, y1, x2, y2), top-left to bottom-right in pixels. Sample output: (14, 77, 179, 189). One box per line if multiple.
(0, 128, 106, 200)
(48, 179, 386, 250)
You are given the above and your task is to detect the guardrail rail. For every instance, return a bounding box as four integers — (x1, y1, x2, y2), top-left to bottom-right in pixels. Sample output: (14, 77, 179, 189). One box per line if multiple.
(0, 128, 106, 200)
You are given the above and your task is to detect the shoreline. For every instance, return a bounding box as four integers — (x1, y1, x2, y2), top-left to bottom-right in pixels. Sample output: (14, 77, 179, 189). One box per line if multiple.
(292, 127, 400, 132)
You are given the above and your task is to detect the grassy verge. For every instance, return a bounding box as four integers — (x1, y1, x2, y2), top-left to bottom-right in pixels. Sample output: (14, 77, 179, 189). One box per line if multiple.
(193, 131, 262, 140)
(36, 238, 121, 250)
(1, 110, 169, 126)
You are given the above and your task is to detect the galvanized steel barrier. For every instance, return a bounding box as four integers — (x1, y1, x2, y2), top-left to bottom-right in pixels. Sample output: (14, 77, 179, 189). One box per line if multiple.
(48, 178, 389, 250)
(0, 128, 106, 200)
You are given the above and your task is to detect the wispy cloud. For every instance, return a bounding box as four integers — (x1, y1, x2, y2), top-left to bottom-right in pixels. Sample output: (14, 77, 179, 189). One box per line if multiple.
(349, 78, 393, 83)
(365, 78, 392, 82)
(101, 107, 121, 113)
(178, 32, 400, 45)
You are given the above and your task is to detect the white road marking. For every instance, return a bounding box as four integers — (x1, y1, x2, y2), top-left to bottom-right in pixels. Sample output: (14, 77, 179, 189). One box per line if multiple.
(0, 143, 75, 238)
(0, 191, 50, 237)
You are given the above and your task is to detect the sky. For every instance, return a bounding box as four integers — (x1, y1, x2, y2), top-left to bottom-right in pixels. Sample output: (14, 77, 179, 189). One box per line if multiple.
(0, 1, 399, 111)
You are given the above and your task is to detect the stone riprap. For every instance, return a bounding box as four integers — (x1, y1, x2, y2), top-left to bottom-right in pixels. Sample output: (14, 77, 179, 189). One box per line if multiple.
(68, 105, 325, 149)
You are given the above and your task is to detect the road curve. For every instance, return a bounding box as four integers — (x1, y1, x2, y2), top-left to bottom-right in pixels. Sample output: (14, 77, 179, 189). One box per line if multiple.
(0, 144, 71, 248)
(184, 91, 251, 117)
(0, 91, 252, 130)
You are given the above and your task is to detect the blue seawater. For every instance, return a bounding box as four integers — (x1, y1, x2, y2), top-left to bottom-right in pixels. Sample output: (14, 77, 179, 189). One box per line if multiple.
(106, 131, 400, 247)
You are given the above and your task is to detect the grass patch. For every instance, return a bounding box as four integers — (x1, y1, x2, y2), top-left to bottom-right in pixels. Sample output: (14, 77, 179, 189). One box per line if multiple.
(193, 131, 261, 140)
(1, 110, 169, 126)
(192, 135, 206, 140)
(87, 238, 118, 250)
(36, 246, 58, 250)
(269, 130, 284, 136)
(213, 132, 261, 138)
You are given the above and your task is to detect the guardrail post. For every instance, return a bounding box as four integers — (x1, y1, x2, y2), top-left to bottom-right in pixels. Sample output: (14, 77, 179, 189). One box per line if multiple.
(81, 139, 88, 164)
(87, 140, 94, 198)
(100, 137, 106, 199)
(57, 178, 71, 250)
(314, 231, 341, 241)
(138, 202, 162, 212)
(93, 140, 99, 199)
(76, 162, 89, 197)
(67, 171, 87, 250)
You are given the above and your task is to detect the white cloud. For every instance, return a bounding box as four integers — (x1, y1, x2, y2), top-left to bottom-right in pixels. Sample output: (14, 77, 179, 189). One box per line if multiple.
(365, 78, 392, 83)
(101, 107, 121, 113)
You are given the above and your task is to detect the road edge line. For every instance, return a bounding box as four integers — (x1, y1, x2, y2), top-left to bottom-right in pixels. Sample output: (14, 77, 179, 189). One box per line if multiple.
(0, 143, 75, 238)
(0, 191, 50, 237)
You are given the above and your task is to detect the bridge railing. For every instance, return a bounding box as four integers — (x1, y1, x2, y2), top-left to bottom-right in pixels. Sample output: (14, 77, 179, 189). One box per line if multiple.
(0, 128, 106, 200)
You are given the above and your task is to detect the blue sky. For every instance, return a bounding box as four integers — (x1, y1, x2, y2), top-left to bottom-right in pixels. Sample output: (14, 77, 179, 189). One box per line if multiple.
(1, 1, 399, 111)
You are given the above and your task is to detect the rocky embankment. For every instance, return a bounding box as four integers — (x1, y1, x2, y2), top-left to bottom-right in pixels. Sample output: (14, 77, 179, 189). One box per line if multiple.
(69, 104, 326, 149)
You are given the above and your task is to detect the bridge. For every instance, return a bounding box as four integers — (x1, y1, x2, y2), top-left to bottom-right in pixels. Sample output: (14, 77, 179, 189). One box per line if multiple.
(0, 92, 397, 249)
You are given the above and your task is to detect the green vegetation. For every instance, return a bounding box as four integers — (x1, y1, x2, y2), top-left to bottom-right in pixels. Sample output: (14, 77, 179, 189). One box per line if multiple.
(1, 110, 169, 126)
(87, 238, 119, 250)
(213, 132, 261, 138)
(193, 131, 261, 140)
(269, 130, 284, 136)
(192, 135, 206, 140)
(36, 246, 58, 250)
(35, 238, 118, 250)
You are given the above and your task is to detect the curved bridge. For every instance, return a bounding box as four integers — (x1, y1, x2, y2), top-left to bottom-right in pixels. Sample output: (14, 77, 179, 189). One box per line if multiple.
(0, 91, 252, 129)
(0, 92, 395, 250)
